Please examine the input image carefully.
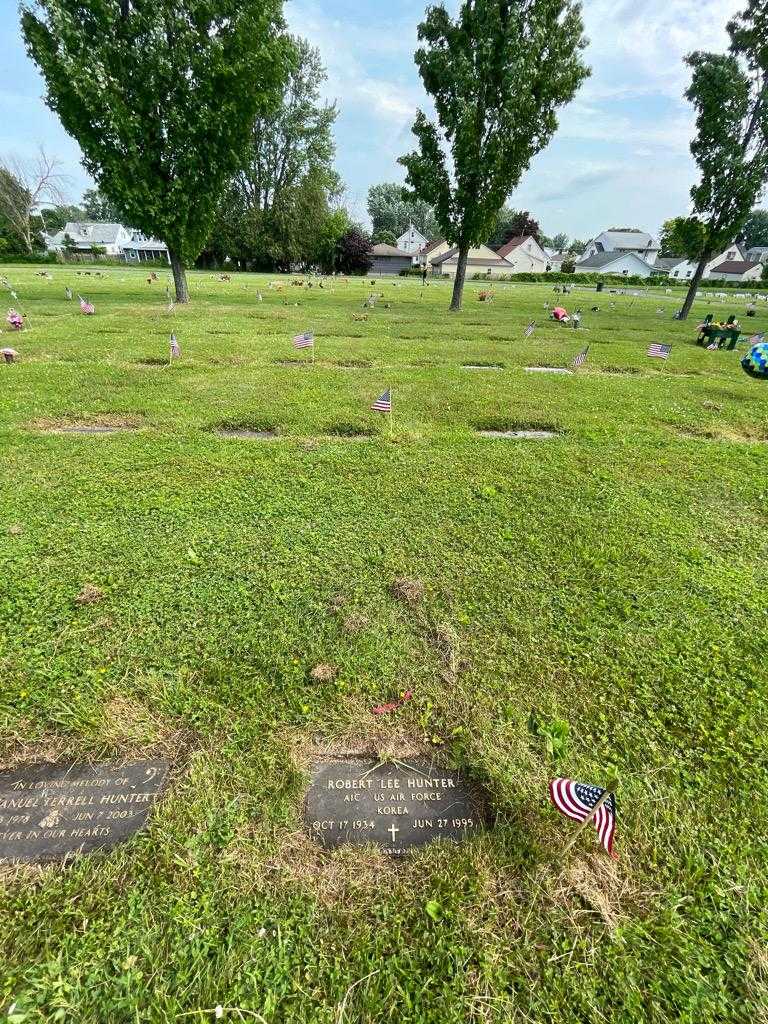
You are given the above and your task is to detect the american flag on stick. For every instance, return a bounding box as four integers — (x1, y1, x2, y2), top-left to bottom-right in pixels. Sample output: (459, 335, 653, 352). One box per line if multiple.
(571, 345, 589, 369)
(748, 333, 765, 346)
(647, 343, 671, 359)
(371, 389, 392, 413)
(524, 321, 536, 338)
(293, 331, 314, 349)
(170, 333, 181, 359)
(79, 296, 95, 315)
(549, 778, 617, 857)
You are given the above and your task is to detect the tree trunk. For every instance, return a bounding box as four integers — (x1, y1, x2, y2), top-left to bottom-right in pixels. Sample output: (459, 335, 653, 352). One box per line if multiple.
(450, 244, 470, 311)
(169, 249, 189, 303)
(678, 251, 711, 320)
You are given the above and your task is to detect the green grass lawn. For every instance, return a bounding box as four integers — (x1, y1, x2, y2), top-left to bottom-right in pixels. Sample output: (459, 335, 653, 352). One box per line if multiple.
(1, 266, 767, 1023)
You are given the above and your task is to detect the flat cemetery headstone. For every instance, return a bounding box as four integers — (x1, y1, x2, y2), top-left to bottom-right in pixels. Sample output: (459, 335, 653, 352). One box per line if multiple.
(305, 758, 486, 855)
(0, 759, 168, 865)
(524, 366, 572, 375)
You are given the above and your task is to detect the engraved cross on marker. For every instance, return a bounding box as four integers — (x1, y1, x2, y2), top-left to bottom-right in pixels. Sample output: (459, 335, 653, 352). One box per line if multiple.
(388, 824, 399, 844)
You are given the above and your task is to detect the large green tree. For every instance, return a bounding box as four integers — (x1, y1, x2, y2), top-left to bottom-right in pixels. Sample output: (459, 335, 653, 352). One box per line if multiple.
(22, 0, 288, 301)
(0, 151, 67, 253)
(742, 208, 768, 249)
(487, 207, 541, 250)
(209, 37, 340, 270)
(367, 182, 439, 241)
(400, 0, 589, 310)
(81, 188, 123, 223)
(676, 3, 768, 319)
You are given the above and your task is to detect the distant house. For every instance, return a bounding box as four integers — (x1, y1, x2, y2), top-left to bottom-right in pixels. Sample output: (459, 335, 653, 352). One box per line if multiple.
(583, 229, 660, 263)
(431, 244, 511, 278)
(496, 235, 548, 273)
(368, 243, 413, 276)
(418, 239, 452, 267)
(44, 221, 169, 262)
(544, 249, 577, 271)
(746, 246, 768, 265)
(396, 223, 429, 264)
(668, 244, 745, 281)
(652, 257, 682, 276)
(707, 260, 763, 283)
(574, 251, 656, 278)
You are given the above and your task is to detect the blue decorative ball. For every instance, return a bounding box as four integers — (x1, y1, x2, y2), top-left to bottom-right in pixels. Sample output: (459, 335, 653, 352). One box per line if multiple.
(741, 342, 768, 380)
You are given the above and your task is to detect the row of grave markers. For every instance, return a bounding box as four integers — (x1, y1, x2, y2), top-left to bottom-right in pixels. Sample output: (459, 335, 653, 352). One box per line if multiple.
(0, 755, 617, 865)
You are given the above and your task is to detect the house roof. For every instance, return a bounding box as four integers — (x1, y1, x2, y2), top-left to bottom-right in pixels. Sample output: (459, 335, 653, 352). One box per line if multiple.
(709, 260, 760, 275)
(576, 251, 653, 270)
(60, 222, 126, 245)
(496, 235, 530, 258)
(431, 247, 507, 267)
(421, 239, 447, 257)
(653, 257, 682, 270)
(594, 229, 657, 250)
(371, 243, 410, 258)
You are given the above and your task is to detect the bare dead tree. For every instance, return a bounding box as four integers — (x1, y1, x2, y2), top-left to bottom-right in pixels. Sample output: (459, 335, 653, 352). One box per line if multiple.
(0, 149, 69, 253)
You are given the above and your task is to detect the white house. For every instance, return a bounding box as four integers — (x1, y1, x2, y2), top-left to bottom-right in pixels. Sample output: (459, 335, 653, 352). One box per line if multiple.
(745, 246, 768, 265)
(544, 249, 577, 271)
(574, 251, 657, 278)
(45, 221, 169, 262)
(431, 243, 511, 278)
(496, 235, 548, 272)
(583, 229, 659, 262)
(707, 259, 763, 283)
(396, 223, 429, 264)
(667, 243, 745, 281)
(419, 239, 452, 267)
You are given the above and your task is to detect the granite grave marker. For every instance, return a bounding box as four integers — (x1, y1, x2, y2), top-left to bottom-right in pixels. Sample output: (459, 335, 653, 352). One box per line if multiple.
(0, 759, 168, 865)
(305, 758, 486, 855)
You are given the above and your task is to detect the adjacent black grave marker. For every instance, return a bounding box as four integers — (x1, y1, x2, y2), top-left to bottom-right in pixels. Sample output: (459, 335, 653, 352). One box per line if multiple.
(0, 759, 168, 865)
(305, 758, 486, 855)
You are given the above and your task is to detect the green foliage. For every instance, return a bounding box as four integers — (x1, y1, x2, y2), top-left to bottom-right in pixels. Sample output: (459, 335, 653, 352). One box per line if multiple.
(81, 189, 122, 223)
(400, 0, 589, 309)
(35, 204, 87, 235)
(528, 710, 570, 761)
(207, 36, 340, 271)
(487, 208, 541, 249)
(677, 8, 768, 317)
(367, 182, 439, 240)
(560, 258, 576, 274)
(22, 0, 290, 295)
(335, 225, 373, 275)
(372, 229, 399, 246)
(659, 216, 708, 260)
(569, 238, 588, 255)
(743, 209, 768, 249)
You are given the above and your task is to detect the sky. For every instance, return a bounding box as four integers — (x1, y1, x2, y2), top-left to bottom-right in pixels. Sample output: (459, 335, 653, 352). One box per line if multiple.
(0, 0, 745, 242)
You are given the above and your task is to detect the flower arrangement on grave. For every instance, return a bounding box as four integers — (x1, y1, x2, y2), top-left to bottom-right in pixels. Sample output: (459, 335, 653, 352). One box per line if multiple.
(6, 309, 23, 330)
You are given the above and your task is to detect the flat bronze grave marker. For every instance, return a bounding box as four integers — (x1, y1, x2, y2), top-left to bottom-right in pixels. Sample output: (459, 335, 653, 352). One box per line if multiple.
(305, 758, 486, 855)
(0, 759, 168, 865)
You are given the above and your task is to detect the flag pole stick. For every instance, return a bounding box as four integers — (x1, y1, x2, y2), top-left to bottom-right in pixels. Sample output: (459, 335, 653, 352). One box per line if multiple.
(389, 386, 393, 437)
(560, 779, 618, 858)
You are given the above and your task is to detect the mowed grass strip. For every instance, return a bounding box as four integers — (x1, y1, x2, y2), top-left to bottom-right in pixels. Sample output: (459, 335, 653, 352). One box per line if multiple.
(1, 266, 767, 1023)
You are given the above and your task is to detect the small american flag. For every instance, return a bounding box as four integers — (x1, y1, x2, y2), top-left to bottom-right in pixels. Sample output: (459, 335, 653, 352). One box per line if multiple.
(748, 333, 765, 345)
(571, 345, 589, 369)
(549, 778, 617, 856)
(372, 389, 392, 413)
(79, 296, 95, 315)
(293, 331, 314, 349)
(524, 321, 536, 338)
(647, 343, 671, 359)
(170, 333, 181, 358)
(65, 287, 73, 301)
